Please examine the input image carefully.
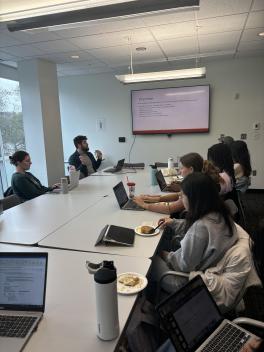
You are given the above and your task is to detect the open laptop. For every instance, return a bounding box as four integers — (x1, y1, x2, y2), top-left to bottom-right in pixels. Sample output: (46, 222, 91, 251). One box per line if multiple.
(155, 170, 173, 192)
(0, 252, 48, 352)
(104, 159, 125, 173)
(113, 182, 144, 211)
(156, 275, 256, 352)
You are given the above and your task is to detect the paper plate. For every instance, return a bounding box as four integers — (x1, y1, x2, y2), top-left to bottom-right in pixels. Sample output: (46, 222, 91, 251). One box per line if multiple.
(135, 226, 160, 237)
(117, 272, 148, 295)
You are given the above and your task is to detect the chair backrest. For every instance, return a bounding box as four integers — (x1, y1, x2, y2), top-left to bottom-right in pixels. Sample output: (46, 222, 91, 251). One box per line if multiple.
(2, 195, 22, 211)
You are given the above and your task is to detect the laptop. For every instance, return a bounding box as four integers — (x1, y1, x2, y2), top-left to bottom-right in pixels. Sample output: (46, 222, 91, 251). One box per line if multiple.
(104, 159, 125, 173)
(156, 275, 256, 352)
(155, 170, 173, 192)
(95, 224, 135, 246)
(0, 252, 48, 352)
(113, 182, 144, 211)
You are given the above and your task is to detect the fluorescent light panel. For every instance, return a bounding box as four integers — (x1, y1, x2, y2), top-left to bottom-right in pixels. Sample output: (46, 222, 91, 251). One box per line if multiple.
(115, 67, 206, 83)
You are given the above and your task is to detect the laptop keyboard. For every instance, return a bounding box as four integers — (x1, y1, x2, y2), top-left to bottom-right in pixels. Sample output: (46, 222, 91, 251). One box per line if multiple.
(201, 322, 250, 352)
(0, 315, 37, 338)
(123, 199, 143, 210)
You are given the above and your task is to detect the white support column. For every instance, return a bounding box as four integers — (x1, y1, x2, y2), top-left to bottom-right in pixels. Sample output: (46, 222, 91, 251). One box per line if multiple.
(18, 59, 64, 185)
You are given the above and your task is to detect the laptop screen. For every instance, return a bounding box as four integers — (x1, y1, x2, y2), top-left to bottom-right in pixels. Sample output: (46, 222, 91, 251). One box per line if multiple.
(115, 159, 125, 171)
(157, 276, 223, 351)
(155, 170, 167, 191)
(0, 253, 48, 312)
(113, 182, 129, 208)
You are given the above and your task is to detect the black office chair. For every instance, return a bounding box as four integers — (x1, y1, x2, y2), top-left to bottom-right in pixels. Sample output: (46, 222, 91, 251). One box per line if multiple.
(1, 195, 22, 211)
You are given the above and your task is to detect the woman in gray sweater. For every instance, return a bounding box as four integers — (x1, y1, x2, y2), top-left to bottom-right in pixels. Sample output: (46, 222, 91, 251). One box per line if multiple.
(152, 172, 238, 294)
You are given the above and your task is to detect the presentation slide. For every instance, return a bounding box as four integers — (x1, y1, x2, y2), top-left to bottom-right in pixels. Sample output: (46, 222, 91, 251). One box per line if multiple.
(132, 85, 209, 134)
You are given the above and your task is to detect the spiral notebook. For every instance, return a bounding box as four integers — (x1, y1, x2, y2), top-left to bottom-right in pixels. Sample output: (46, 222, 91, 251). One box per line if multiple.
(95, 224, 135, 246)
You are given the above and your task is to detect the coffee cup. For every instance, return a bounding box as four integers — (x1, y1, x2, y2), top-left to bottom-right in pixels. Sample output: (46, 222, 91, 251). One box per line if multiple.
(127, 182, 135, 198)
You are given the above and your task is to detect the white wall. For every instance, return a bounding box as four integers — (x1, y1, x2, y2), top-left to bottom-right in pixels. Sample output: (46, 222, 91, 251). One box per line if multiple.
(58, 56, 264, 189)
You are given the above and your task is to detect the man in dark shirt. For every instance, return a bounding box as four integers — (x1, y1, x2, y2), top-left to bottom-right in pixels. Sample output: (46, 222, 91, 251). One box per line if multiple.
(68, 135, 102, 178)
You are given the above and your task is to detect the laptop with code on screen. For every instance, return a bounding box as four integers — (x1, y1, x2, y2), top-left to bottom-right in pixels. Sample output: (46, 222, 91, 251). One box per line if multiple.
(156, 275, 256, 352)
(0, 252, 48, 352)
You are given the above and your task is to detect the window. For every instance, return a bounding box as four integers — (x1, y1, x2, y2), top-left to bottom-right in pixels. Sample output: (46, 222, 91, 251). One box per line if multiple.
(0, 78, 25, 194)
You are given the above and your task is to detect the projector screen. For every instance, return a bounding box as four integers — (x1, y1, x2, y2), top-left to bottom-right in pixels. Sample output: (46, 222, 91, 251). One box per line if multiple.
(131, 85, 210, 135)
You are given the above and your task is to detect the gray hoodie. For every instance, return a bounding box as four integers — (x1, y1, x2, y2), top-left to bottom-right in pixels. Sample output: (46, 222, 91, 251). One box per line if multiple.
(167, 213, 238, 273)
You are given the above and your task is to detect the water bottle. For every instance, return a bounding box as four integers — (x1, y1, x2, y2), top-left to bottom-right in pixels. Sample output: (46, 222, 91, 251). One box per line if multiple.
(150, 165, 158, 186)
(60, 177, 68, 194)
(94, 261, 119, 340)
(168, 157, 174, 170)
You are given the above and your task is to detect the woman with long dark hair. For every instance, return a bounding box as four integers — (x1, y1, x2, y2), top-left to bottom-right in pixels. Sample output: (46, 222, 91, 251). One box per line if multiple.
(152, 172, 237, 293)
(231, 140, 252, 192)
(10, 150, 59, 201)
(207, 143, 236, 195)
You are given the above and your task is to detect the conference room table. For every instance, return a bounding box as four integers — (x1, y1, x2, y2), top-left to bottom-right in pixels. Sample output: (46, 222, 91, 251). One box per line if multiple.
(0, 243, 151, 352)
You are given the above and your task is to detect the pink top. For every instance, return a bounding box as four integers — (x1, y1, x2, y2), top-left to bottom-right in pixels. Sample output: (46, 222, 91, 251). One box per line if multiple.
(219, 172, 233, 195)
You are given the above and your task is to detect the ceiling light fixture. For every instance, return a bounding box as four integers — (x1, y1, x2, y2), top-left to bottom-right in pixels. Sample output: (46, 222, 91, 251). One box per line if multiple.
(258, 32, 264, 37)
(115, 8, 206, 84)
(6, 0, 199, 32)
(115, 67, 206, 83)
(71, 55, 80, 59)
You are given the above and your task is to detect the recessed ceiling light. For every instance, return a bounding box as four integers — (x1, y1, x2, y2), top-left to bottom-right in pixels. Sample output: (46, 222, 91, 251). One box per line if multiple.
(136, 47, 147, 52)
(258, 32, 264, 37)
(71, 55, 80, 59)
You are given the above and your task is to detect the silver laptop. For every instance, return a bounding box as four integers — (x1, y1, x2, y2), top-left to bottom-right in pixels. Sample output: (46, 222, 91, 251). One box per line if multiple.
(156, 275, 256, 352)
(0, 252, 48, 352)
(113, 182, 144, 211)
(104, 159, 125, 173)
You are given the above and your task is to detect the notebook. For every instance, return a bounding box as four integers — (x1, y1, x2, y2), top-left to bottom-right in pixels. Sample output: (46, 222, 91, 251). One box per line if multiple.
(95, 224, 135, 246)
(0, 252, 48, 352)
(113, 182, 144, 211)
(156, 275, 256, 352)
(103, 159, 125, 173)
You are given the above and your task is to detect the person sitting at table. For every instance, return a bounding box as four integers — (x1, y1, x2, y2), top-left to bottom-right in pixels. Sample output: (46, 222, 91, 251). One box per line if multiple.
(230, 140, 252, 193)
(68, 135, 102, 179)
(150, 172, 237, 295)
(133, 152, 204, 215)
(207, 143, 236, 196)
(10, 150, 59, 201)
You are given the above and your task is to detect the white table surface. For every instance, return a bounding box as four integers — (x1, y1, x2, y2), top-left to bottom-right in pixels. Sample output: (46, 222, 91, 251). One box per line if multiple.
(39, 194, 164, 258)
(0, 243, 151, 352)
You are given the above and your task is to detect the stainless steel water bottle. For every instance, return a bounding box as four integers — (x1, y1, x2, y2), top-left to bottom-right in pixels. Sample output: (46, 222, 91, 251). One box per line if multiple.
(94, 261, 119, 340)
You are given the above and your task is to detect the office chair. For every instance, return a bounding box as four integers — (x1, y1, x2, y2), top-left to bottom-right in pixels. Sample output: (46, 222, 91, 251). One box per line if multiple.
(1, 195, 22, 211)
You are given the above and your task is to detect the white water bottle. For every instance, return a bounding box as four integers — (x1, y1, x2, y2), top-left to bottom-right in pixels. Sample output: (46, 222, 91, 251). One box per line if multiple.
(168, 157, 174, 170)
(94, 261, 119, 340)
(60, 177, 68, 194)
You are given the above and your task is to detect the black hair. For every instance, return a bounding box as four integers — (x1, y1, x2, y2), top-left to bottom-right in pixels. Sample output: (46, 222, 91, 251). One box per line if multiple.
(73, 135, 87, 148)
(9, 150, 29, 166)
(207, 143, 235, 183)
(181, 172, 234, 235)
(230, 140, 252, 177)
(180, 153, 204, 172)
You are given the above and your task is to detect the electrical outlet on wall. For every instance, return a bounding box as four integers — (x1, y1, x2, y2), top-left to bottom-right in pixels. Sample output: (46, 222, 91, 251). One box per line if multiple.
(252, 170, 257, 176)
(240, 133, 247, 140)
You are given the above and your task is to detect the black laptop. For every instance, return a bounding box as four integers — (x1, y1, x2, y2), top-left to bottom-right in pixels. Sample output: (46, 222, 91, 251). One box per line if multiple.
(156, 275, 256, 352)
(113, 182, 144, 211)
(0, 252, 48, 352)
(95, 224, 135, 246)
(155, 170, 172, 192)
(104, 159, 125, 173)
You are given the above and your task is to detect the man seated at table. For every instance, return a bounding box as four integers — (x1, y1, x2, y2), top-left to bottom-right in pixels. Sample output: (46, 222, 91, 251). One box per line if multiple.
(68, 135, 102, 179)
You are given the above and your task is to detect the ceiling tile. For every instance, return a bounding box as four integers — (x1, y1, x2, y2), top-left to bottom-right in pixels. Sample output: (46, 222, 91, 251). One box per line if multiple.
(241, 27, 264, 41)
(0, 50, 18, 61)
(246, 10, 264, 28)
(39, 51, 98, 64)
(159, 36, 197, 58)
(141, 9, 195, 26)
(149, 21, 196, 41)
(252, 0, 264, 11)
(0, 31, 21, 47)
(8, 29, 62, 43)
(68, 28, 154, 50)
(238, 39, 264, 51)
(32, 39, 80, 53)
(198, 14, 247, 34)
(197, 0, 252, 19)
(199, 31, 241, 52)
(1, 45, 44, 58)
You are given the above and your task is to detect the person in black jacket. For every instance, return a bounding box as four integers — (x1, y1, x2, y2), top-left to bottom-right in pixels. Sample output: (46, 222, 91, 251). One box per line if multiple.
(10, 150, 59, 201)
(68, 135, 102, 178)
